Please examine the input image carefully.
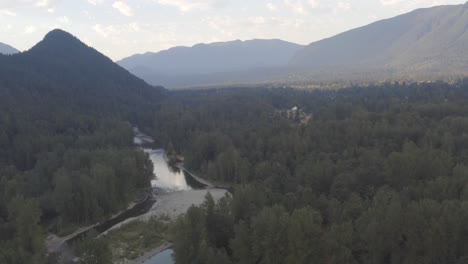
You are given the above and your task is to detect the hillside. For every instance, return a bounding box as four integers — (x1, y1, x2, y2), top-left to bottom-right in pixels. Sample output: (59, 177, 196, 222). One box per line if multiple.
(0, 42, 19, 54)
(290, 3, 468, 77)
(0, 29, 164, 114)
(0, 29, 163, 263)
(118, 39, 303, 88)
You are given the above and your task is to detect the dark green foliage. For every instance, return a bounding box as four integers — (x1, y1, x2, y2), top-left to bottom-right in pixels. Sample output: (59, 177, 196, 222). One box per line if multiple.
(0, 29, 163, 262)
(0, 197, 45, 264)
(75, 232, 112, 264)
(162, 80, 468, 263)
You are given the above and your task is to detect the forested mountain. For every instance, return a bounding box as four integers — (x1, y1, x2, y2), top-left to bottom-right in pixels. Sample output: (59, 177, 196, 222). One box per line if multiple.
(0, 29, 164, 116)
(117, 39, 303, 88)
(0, 29, 162, 263)
(0, 42, 19, 54)
(291, 3, 468, 77)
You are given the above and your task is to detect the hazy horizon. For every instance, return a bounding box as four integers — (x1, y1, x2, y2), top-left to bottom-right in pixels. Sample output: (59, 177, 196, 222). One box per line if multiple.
(0, 0, 466, 60)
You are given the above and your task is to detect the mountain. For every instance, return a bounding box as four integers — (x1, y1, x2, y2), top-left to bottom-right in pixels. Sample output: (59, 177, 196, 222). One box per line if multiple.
(0, 29, 163, 112)
(0, 29, 165, 262)
(290, 3, 468, 78)
(126, 3, 468, 88)
(0, 42, 19, 54)
(118, 39, 303, 88)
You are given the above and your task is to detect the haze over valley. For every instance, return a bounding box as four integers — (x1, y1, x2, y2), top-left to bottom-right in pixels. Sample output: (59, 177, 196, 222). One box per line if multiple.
(115, 2, 468, 88)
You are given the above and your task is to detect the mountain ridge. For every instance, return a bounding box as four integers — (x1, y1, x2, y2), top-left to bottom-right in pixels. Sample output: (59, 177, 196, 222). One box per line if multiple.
(119, 3, 468, 88)
(117, 39, 304, 77)
(0, 42, 19, 54)
(0, 29, 164, 112)
(290, 3, 468, 75)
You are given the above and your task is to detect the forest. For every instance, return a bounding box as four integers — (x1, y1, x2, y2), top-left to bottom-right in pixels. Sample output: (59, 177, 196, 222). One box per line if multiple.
(0, 30, 164, 263)
(147, 79, 468, 264)
(3, 28, 468, 264)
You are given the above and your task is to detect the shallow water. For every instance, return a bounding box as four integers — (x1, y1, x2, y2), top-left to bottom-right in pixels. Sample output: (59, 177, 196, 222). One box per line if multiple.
(145, 149, 191, 191)
(134, 128, 191, 191)
(142, 249, 174, 264)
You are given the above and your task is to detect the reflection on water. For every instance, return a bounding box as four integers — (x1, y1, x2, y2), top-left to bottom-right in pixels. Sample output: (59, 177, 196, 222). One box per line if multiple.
(143, 249, 174, 264)
(134, 128, 190, 191)
(144, 149, 190, 191)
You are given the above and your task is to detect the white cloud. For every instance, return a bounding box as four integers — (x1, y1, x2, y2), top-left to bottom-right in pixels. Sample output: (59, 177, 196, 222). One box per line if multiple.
(267, 2, 278, 11)
(0, 9, 17, 16)
(35, 0, 52, 7)
(308, 0, 319, 8)
(248, 16, 266, 26)
(88, 0, 105, 5)
(157, 0, 226, 12)
(57, 16, 70, 24)
(380, 0, 406, 5)
(24, 25, 36, 34)
(112, 1, 133, 16)
(35, 0, 47, 7)
(337, 2, 351, 11)
(93, 24, 121, 38)
(284, 0, 320, 14)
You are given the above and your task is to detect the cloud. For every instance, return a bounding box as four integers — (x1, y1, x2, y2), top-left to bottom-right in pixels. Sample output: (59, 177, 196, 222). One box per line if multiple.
(112, 1, 133, 16)
(35, 0, 51, 7)
(284, 0, 320, 14)
(337, 1, 351, 11)
(57, 16, 70, 24)
(0, 9, 17, 16)
(380, 0, 405, 5)
(157, 0, 227, 12)
(93, 24, 121, 38)
(88, 0, 105, 5)
(0, 0, 56, 9)
(24, 25, 36, 34)
(266, 2, 278, 11)
(248, 16, 267, 26)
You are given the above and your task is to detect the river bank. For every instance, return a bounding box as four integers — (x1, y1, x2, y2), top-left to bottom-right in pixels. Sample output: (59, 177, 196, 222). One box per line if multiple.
(105, 128, 228, 263)
(130, 242, 173, 264)
(48, 128, 229, 263)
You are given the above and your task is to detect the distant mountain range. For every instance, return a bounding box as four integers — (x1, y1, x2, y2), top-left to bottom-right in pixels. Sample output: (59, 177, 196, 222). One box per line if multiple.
(0, 42, 19, 54)
(291, 3, 468, 76)
(118, 2, 468, 88)
(117, 39, 304, 88)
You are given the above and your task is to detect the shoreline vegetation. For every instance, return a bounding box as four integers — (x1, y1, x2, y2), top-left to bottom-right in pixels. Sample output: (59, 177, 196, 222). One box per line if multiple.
(77, 130, 229, 263)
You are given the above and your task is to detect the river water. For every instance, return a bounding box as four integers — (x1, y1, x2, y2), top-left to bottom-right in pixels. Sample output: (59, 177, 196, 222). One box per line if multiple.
(134, 127, 191, 192)
(134, 128, 179, 264)
(142, 249, 175, 264)
(145, 149, 190, 191)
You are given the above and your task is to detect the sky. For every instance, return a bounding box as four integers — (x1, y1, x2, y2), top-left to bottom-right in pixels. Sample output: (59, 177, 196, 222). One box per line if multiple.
(0, 0, 466, 60)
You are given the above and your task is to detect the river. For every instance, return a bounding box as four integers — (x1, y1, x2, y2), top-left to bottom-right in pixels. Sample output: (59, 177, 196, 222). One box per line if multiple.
(134, 127, 199, 191)
(134, 128, 179, 264)
(133, 128, 226, 264)
(145, 149, 190, 191)
(51, 128, 215, 263)
(141, 249, 175, 264)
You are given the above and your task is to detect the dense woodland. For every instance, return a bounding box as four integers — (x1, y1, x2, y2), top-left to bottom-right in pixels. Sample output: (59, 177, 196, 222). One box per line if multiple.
(0, 30, 163, 263)
(148, 80, 468, 264)
(2, 29, 468, 264)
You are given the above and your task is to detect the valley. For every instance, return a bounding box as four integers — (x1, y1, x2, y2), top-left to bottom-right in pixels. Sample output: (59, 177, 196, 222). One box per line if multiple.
(1, 2, 468, 264)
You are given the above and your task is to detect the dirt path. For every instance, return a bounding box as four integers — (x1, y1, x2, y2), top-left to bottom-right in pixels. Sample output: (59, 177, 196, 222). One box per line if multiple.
(46, 224, 99, 253)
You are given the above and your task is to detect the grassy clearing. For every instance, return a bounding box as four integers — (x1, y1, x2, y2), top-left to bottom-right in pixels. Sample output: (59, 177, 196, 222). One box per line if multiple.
(104, 216, 172, 262)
